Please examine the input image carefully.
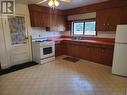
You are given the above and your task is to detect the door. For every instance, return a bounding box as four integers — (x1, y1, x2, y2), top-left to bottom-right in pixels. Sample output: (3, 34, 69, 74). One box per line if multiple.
(1, 15, 31, 67)
(112, 43, 127, 77)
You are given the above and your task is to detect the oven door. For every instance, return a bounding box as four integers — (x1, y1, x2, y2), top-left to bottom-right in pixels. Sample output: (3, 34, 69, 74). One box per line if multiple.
(40, 46, 55, 58)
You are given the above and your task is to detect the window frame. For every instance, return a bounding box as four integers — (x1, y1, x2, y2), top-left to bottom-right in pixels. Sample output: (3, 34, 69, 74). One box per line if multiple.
(72, 19, 96, 36)
(72, 21, 85, 36)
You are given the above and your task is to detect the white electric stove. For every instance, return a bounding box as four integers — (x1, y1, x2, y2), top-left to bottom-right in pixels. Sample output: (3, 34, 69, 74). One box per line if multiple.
(32, 40, 55, 64)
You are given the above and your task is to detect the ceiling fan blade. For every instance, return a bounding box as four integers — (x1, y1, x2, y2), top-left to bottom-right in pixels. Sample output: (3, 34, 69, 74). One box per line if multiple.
(36, 0, 48, 4)
(61, 0, 71, 3)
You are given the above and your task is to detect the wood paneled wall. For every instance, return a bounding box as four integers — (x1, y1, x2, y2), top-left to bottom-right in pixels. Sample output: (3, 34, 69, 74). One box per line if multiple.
(28, 4, 64, 15)
(63, 0, 127, 15)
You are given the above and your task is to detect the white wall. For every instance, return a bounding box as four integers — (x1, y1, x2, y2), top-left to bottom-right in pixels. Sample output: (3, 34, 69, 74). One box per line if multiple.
(97, 31, 116, 38)
(29, 27, 61, 37)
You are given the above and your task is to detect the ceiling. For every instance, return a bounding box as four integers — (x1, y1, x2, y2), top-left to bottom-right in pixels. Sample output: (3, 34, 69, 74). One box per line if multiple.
(27, 0, 109, 10)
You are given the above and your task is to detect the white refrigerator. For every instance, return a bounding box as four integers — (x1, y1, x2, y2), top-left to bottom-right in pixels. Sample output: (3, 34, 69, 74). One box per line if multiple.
(112, 25, 127, 77)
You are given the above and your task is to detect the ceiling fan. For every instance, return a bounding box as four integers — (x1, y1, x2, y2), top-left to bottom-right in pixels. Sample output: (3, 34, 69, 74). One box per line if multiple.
(36, 0, 71, 8)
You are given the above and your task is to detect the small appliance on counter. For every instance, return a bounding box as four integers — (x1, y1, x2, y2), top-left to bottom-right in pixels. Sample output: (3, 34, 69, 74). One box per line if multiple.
(31, 35, 55, 64)
(112, 25, 127, 77)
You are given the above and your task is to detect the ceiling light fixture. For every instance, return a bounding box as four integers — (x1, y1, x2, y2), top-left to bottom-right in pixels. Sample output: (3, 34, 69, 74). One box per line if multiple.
(48, 0, 59, 8)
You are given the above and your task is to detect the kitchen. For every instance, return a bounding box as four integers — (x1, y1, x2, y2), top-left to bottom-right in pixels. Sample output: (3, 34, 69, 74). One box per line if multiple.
(0, 0, 127, 95)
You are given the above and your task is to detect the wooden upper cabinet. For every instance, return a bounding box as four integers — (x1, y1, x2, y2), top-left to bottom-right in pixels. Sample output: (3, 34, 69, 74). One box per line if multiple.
(96, 7, 122, 31)
(29, 11, 50, 27)
(28, 4, 65, 31)
(120, 7, 127, 24)
(96, 9, 109, 31)
(65, 21, 72, 31)
(42, 13, 49, 27)
(50, 15, 65, 32)
(29, 5, 50, 27)
(107, 8, 122, 31)
(29, 12, 38, 27)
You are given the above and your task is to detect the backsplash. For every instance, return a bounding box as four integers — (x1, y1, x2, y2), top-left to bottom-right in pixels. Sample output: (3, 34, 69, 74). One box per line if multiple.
(61, 30, 116, 38)
(28, 27, 116, 39)
(28, 27, 61, 37)
(97, 31, 116, 38)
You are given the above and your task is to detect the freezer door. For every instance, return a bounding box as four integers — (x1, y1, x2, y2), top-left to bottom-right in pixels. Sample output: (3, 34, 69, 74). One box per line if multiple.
(115, 25, 127, 43)
(112, 43, 127, 77)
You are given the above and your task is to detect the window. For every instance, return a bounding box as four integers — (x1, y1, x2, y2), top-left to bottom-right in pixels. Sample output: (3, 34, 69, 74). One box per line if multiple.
(72, 19, 96, 36)
(8, 16, 26, 45)
(73, 22, 84, 35)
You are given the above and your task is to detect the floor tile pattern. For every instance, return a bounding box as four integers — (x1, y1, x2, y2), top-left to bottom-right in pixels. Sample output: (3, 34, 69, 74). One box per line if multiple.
(0, 56, 127, 95)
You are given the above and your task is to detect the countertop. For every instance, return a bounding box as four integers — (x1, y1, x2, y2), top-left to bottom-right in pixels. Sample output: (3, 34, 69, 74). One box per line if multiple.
(48, 37, 114, 47)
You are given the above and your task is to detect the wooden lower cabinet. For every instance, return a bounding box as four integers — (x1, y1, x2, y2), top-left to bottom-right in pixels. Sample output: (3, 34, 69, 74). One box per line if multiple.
(79, 45, 90, 60)
(55, 41, 114, 66)
(100, 47, 114, 66)
(55, 43, 63, 57)
(66, 44, 80, 58)
(88, 46, 101, 63)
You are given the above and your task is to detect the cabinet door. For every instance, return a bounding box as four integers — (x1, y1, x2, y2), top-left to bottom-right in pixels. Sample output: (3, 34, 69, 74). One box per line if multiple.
(66, 44, 79, 58)
(55, 44, 62, 57)
(29, 11, 50, 27)
(96, 9, 109, 31)
(39, 13, 43, 27)
(50, 15, 65, 31)
(120, 7, 127, 24)
(65, 21, 72, 31)
(30, 12, 43, 27)
(61, 41, 67, 55)
(46, 14, 50, 27)
(96, 8, 122, 31)
(101, 47, 114, 66)
(57, 15, 65, 31)
(107, 8, 122, 31)
(88, 46, 114, 66)
(32, 12, 40, 27)
(80, 45, 90, 60)
(50, 14, 57, 31)
(42, 14, 50, 27)
(89, 46, 102, 63)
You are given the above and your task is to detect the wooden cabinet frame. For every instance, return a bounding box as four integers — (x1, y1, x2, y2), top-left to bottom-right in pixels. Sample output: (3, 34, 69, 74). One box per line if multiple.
(55, 40, 114, 66)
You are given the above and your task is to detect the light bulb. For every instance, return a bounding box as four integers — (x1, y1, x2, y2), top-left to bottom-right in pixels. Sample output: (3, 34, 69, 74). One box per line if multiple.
(48, 0, 54, 7)
(54, 0, 59, 6)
